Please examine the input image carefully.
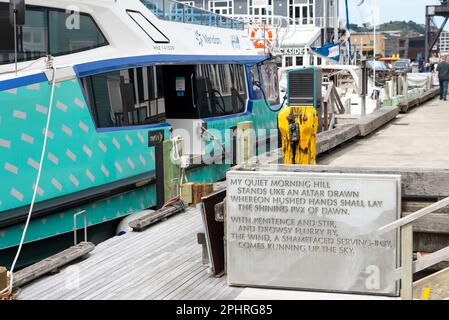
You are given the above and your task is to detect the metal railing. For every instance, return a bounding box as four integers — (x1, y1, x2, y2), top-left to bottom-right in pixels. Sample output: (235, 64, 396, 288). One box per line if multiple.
(140, 0, 244, 30)
(73, 210, 88, 246)
(378, 197, 449, 300)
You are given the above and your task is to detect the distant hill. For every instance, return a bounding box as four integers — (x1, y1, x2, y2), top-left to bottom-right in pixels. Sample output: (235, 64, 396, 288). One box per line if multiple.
(350, 21, 427, 37)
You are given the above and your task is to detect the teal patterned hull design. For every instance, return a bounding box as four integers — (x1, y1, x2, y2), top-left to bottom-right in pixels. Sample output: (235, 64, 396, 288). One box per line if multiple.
(0, 78, 278, 258)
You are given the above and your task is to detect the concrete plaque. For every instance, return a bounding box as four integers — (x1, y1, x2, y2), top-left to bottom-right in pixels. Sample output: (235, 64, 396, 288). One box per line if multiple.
(226, 171, 401, 296)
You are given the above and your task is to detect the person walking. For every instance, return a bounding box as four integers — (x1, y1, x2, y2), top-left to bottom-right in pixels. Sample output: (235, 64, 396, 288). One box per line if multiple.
(437, 56, 449, 101)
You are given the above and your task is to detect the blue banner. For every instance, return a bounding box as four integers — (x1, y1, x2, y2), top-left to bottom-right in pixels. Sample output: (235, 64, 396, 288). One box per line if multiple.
(311, 43, 341, 62)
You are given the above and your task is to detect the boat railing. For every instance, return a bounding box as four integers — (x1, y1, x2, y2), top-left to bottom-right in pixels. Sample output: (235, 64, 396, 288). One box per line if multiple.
(73, 210, 88, 246)
(378, 197, 449, 299)
(140, 0, 244, 30)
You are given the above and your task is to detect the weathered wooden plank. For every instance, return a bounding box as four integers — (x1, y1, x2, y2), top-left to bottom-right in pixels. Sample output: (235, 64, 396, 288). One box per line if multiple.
(128, 205, 181, 232)
(356, 106, 400, 136)
(316, 124, 360, 155)
(403, 202, 449, 214)
(0, 267, 7, 292)
(402, 212, 449, 234)
(13, 242, 95, 288)
(244, 165, 449, 198)
(413, 267, 449, 300)
(414, 233, 449, 253)
(192, 183, 214, 205)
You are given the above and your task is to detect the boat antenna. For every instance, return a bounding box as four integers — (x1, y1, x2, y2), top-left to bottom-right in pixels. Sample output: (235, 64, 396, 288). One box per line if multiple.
(9, 0, 26, 76)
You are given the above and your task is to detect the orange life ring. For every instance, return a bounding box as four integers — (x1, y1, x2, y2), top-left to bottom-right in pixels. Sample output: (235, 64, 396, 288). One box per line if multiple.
(250, 25, 273, 49)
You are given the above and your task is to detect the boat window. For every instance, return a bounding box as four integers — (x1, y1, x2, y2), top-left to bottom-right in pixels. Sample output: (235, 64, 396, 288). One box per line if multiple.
(195, 64, 247, 118)
(260, 61, 279, 105)
(0, 3, 107, 65)
(81, 66, 166, 128)
(127, 10, 169, 43)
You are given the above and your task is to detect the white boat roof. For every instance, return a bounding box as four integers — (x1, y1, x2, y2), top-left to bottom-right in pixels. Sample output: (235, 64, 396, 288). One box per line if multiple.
(0, 0, 266, 84)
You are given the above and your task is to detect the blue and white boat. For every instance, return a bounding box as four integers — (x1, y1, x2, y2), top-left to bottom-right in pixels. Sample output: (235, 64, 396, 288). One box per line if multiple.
(0, 0, 281, 267)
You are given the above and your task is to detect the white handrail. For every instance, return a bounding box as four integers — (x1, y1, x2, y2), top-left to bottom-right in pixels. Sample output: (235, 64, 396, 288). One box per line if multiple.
(378, 196, 449, 234)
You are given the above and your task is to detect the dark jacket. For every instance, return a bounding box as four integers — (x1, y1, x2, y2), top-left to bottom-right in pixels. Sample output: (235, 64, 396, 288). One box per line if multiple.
(437, 61, 449, 81)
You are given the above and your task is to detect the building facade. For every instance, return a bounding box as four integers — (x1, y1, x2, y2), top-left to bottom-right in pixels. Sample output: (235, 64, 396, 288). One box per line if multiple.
(384, 35, 408, 58)
(440, 31, 449, 56)
(179, 0, 340, 68)
(351, 33, 387, 59)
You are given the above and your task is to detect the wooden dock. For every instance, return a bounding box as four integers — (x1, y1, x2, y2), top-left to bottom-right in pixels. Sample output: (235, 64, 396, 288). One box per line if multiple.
(17, 207, 242, 300)
(15, 91, 449, 300)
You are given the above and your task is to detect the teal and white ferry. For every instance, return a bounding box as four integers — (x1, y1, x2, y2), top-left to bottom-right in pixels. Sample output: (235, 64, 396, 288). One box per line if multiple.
(0, 0, 280, 267)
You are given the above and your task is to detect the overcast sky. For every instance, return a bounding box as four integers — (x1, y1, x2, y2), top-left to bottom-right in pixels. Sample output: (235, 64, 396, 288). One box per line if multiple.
(340, 0, 441, 25)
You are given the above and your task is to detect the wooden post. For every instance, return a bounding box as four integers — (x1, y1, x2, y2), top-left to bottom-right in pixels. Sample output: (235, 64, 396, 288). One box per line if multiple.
(323, 101, 329, 130)
(0, 267, 7, 293)
(401, 223, 414, 300)
(192, 183, 214, 205)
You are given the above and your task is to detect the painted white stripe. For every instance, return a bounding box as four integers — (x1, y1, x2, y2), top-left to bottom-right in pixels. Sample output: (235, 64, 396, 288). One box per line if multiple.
(0, 139, 11, 148)
(42, 128, 54, 139)
(139, 154, 146, 166)
(150, 151, 155, 161)
(82, 145, 93, 158)
(98, 141, 107, 153)
(69, 174, 80, 187)
(137, 132, 145, 143)
(62, 124, 73, 136)
(74, 98, 84, 109)
(101, 165, 110, 177)
(32, 184, 44, 196)
(51, 178, 63, 191)
(27, 83, 40, 90)
(78, 121, 89, 133)
(127, 157, 135, 170)
(4, 163, 18, 174)
(86, 169, 95, 182)
(27, 158, 40, 170)
(112, 138, 121, 150)
(13, 110, 27, 120)
(115, 161, 123, 174)
(66, 149, 77, 162)
(21, 133, 34, 144)
(56, 101, 68, 112)
(10, 188, 24, 201)
(125, 135, 133, 146)
(36, 104, 48, 115)
(48, 153, 59, 165)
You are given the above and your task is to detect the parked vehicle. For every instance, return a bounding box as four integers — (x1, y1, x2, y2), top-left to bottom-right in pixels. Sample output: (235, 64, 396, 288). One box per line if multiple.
(393, 60, 412, 73)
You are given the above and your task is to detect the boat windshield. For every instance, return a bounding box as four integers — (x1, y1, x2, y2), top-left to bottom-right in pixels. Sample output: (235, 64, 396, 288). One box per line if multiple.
(140, 0, 244, 30)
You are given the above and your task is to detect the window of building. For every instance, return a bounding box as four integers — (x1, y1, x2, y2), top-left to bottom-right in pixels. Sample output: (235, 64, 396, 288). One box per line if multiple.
(81, 66, 166, 128)
(0, 3, 107, 65)
(285, 56, 293, 67)
(310, 55, 315, 66)
(195, 64, 247, 118)
(249, 0, 273, 24)
(180, 1, 195, 6)
(289, 0, 314, 26)
(296, 56, 304, 66)
(209, 1, 233, 15)
(260, 61, 279, 105)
